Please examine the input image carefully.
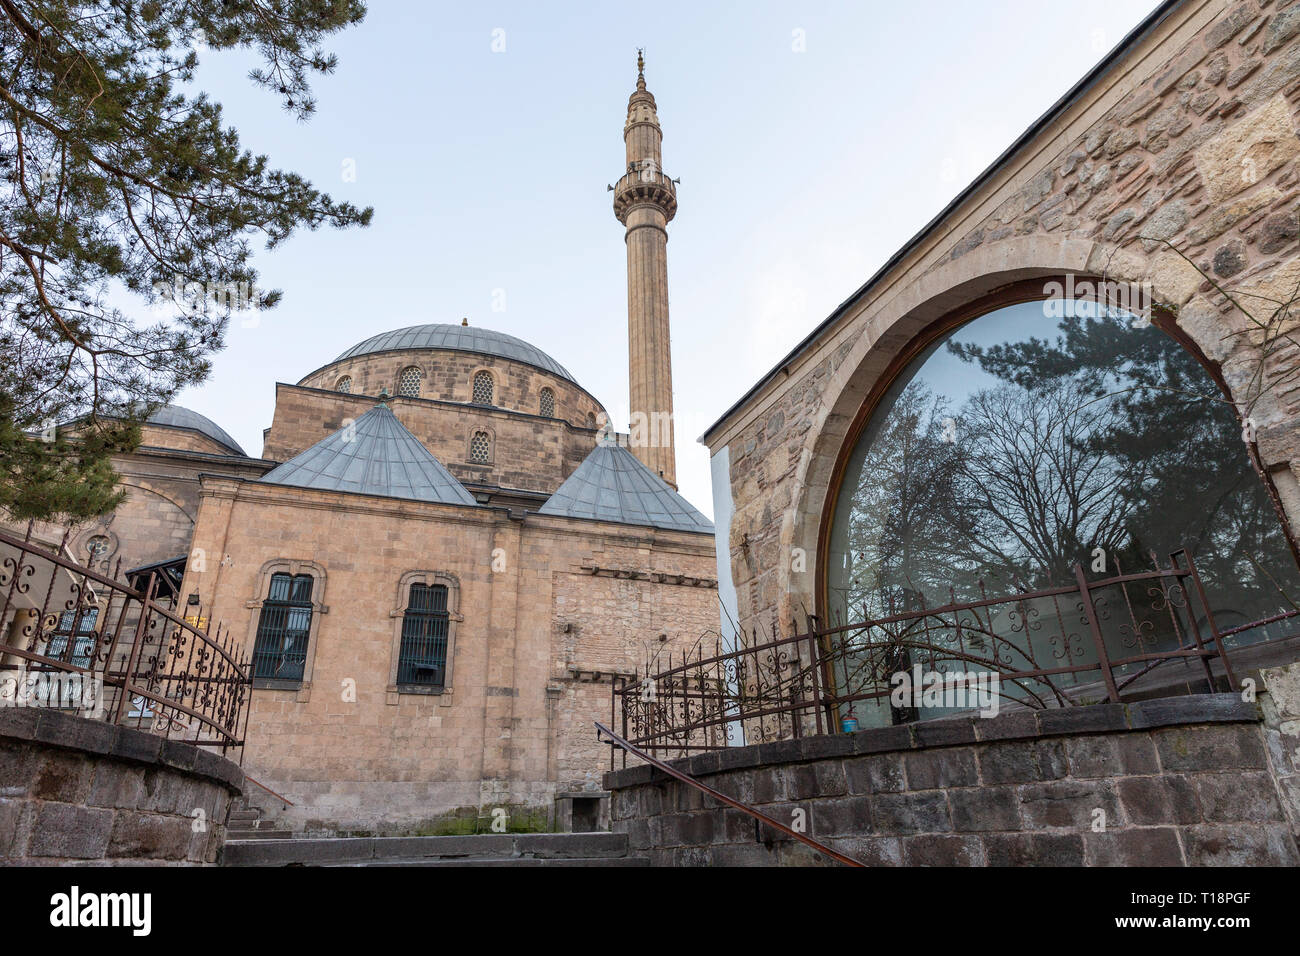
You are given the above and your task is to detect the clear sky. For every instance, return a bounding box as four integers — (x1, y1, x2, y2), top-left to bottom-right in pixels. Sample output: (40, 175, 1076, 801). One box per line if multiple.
(182, 0, 1158, 517)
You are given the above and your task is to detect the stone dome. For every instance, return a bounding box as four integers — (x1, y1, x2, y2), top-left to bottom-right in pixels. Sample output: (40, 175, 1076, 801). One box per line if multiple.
(332, 324, 576, 383)
(146, 404, 246, 456)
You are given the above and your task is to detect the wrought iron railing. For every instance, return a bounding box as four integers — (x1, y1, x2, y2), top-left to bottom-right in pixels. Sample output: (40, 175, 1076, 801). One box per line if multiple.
(0, 525, 251, 755)
(610, 549, 1299, 764)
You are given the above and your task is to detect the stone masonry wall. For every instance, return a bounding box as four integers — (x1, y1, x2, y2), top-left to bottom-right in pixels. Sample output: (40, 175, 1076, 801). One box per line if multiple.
(183, 477, 716, 834)
(605, 694, 1300, 866)
(0, 708, 244, 865)
(296, 349, 606, 430)
(708, 0, 1300, 643)
(262, 383, 600, 496)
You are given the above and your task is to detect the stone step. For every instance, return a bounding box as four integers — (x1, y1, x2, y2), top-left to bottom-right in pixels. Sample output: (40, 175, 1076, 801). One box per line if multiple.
(328, 856, 650, 867)
(228, 811, 261, 822)
(225, 829, 290, 840)
(222, 832, 631, 867)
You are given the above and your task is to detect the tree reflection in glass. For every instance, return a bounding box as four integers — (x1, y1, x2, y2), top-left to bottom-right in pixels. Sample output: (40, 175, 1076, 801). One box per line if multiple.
(826, 298, 1299, 725)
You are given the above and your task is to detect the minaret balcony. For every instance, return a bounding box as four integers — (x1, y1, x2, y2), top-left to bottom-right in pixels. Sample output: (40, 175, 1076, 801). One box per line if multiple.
(612, 169, 678, 224)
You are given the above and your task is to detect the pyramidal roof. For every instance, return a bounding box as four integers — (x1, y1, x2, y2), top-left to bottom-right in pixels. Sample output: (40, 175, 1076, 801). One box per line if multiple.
(259, 404, 476, 506)
(538, 441, 713, 534)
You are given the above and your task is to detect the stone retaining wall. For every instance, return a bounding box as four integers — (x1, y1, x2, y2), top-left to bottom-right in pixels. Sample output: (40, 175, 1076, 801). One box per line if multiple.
(0, 707, 244, 865)
(604, 694, 1300, 866)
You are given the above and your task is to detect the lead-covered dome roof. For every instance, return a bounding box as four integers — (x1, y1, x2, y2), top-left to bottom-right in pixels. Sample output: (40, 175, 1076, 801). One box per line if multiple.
(332, 324, 576, 383)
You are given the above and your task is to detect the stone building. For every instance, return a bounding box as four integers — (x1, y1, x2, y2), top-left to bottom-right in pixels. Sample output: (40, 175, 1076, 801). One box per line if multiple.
(706, 0, 1300, 660)
(6, 60, 718, 835)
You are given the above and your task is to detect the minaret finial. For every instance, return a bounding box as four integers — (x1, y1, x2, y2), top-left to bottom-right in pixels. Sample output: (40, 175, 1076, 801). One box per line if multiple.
(636, 48, 645, 90)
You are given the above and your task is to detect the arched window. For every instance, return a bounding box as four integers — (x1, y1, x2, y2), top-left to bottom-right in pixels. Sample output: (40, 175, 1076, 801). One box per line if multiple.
(336, 375, 352, 394)
(470, 430, 491, 463)
(397, 366, 423, 398)
(825, 295, 1300, 727)
(539, 387, 555, 418)
(585, 412, 597, 430)
(396, 583, 450, 688)
(252, 573, 314, 681)
(472, 371, 494, 405)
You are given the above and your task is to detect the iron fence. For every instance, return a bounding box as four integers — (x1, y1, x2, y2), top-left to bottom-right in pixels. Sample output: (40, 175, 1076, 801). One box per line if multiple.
(0, 526, 251, 756)
(611, 549, 1299, 764)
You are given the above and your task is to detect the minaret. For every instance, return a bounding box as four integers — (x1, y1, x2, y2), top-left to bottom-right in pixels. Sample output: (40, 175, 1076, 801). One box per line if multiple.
(614, 51, 678, 488)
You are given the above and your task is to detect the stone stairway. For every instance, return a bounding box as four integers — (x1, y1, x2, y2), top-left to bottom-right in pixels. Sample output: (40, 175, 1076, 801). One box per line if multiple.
(225, 800, 292, 841)
(220, 832, 647, 866)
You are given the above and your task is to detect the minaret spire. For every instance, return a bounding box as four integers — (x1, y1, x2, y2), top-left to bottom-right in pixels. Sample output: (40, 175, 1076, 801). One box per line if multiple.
(614, 51, 678, 488)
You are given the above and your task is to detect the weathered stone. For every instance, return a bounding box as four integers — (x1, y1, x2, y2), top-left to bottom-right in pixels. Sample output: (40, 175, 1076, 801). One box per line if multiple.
(871, 791, 952, 834)
(979, 740, 1068, 785)
(844, 753, 906, 794)
(902, 833, 984, 866)
(1085, 827, 1183, 866)
(1205, 5, 1257, 50)
(1182, 824, 1300, 865)
(809, 795, 871, 837)
(1018, 780, 1118, 829)
(1213, 238, 1248, 277)
(1262, 3, 1300, 54)
(984, 832, 1085, 866)
(1204, 52, 1229, 85)
(1153, 724, 1268, 771)
(1258, 208, 1298, 255)
(1141, 199, 1190, 250)
(904, 748, 978, 789)
(27, 803, 113, 859)
(1194, 94, 1300, 203)
(1116, 774, 1201, 824)
(949, 786, 1021, 832)
(1194, 771, 1284, 822)
(1190, 90, 1219, 115)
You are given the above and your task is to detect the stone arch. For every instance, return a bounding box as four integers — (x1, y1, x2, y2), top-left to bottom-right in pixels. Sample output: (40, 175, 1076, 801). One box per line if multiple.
(774, 234, 1294, 629)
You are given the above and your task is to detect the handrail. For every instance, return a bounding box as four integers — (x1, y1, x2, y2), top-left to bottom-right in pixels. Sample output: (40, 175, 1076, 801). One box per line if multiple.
(595, 721, 863, 867)
(244, 774, 295, 807)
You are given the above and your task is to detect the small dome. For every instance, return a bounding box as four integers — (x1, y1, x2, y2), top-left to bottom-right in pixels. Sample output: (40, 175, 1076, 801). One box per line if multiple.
(146, 405, 246, 456)
(332, 324, 576, 383)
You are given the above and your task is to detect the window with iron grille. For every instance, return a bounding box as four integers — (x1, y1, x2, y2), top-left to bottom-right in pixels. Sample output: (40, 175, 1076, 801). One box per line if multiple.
(46, 607, 98, 669)
(396, 584, 449, 687)
(586, 412, 597, 430)
(539, 388, 555, 418)
(252, 573, 313, 681)
(472, 371, 494, 405)
(397, 366, 423, 397)
(336, 375, 352, 393)
(470, 431, 491, 463)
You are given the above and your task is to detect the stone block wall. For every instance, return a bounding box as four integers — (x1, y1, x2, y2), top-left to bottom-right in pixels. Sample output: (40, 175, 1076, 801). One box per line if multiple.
(0, 708, 244, 865)
(604, 694, 1300, 866)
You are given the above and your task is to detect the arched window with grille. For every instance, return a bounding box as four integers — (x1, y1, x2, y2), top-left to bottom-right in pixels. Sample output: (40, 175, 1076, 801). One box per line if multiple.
(396, 583, 449, 688)
(472, 370, 494, 405)
(252, 573, 314, 681)
(336, 375, 352, 394)
(585, 412, 597, 430)
(470, 430, 491, 463)
(539, 387, 555, 418)
(397, 366, 423, 397)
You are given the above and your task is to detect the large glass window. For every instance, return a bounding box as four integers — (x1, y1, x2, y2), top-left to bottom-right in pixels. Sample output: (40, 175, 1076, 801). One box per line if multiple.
(826, 297, 1300, 724)
(252, 573, 314, 681)
(397, 583, 449, 687)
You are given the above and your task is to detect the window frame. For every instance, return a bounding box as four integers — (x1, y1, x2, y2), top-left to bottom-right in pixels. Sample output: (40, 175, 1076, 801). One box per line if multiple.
(396, 365, 424, 398)
(539, 387, 555, 418)
(814, 277, 1300, 620)
(467, 425, 494, 465)
(244, 559, 328, 698)
(387, 570, 463, 700)
(471, 369, 495, 406)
